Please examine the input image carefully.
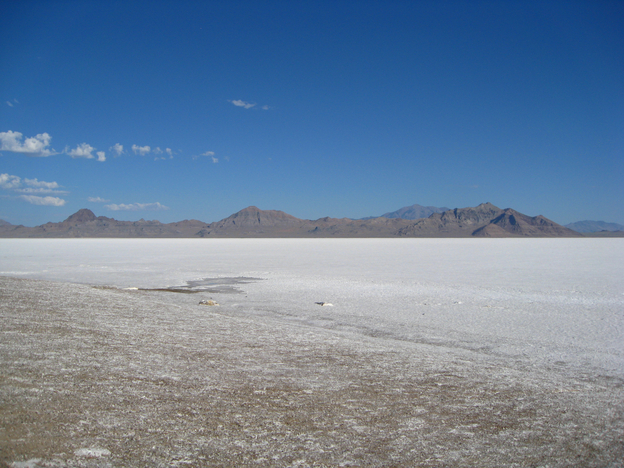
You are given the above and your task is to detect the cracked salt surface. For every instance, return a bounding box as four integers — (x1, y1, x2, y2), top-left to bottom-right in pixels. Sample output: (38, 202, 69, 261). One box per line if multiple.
(1, 238, 623, 466)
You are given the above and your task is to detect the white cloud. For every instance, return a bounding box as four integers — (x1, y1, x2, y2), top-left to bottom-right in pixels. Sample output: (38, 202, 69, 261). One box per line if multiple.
(230, 99, 256, 109)
(19, 195, 66, 206)
(154, 147, 163, 154)
(96, 151, 106, 162)
(6, 101, 13, 107)
(132, 144, 151, 156)
(88, 196, 109, 203)
(105, 202, 169, 211)
(0, 130, 56, 157)
(110, 143, 124, 156)
(165, 148, 173, 156)
(66, 143, 96, 159)
(0, 173, 21, 189)
(261, 105, 271, 110)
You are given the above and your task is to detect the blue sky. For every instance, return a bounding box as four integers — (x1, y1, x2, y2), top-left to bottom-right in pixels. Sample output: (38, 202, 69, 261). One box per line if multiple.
(1, 0, 623, 226)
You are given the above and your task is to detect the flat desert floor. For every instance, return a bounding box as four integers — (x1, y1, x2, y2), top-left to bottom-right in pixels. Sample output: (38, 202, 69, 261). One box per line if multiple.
(1, 239, 623, 467)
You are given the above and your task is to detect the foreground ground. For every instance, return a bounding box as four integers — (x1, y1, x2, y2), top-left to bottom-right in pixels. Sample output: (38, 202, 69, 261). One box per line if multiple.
(1, 276, 623, 467)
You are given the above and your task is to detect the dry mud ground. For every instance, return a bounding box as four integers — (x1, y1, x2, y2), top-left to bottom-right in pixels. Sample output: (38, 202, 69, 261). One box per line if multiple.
(1, 276, 623, 467)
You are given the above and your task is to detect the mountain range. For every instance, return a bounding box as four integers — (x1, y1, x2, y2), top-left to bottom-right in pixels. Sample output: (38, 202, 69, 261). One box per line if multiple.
(564, 220, 624, 233)
(0, 203, 587, 238)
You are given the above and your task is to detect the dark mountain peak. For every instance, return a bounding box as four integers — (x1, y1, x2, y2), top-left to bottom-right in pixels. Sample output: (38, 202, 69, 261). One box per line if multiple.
(64, 209, 97, 224)
(216, 206, 302, 228)
(240, 206, 261, 213)
(483, 210, 581, 237)
(475, 202, 501, 211)
(378, 203, 450, 220)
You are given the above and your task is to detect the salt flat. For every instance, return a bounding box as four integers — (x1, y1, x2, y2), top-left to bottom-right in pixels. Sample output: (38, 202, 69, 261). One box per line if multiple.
(1, 239, 623, 466)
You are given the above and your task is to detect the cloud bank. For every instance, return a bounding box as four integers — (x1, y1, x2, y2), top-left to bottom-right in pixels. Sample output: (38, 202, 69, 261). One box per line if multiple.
(1, 172, 67, 205)
(18, 195, 66, 206)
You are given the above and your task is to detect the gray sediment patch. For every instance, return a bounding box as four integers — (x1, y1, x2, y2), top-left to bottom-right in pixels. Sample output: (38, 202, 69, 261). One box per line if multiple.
(1, 275, 623, 467)
(142, 276, 263, 295)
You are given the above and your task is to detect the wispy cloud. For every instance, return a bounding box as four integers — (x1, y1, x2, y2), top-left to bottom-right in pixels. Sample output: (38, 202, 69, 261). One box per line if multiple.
(16, 178, 68, 194)
(105, 202, 169, 211)
(154, 148, 175, 160)
(19, 195, 66, 206)
(24, 178, 59, 190)
(6, 101, 13, 107)
(229, 99, 256, 109)
(0, 130, 57, 157)
(193, 150, 218, 162)
(88, 196, 110, 203)
(1, 173, 67, 197)
(110, 143, 124, 156)
(96, 151, 106, 162)
(132, 144, 151, 156)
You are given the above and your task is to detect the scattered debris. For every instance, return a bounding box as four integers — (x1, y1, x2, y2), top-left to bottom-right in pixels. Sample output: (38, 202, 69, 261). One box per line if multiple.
(75, 448, 111, 458)
(315, 302, 334, 307)
(199, 299, 219, 306)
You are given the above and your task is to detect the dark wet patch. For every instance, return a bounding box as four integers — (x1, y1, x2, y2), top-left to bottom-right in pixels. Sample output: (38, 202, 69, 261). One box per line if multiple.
(143, 276, 263, 295)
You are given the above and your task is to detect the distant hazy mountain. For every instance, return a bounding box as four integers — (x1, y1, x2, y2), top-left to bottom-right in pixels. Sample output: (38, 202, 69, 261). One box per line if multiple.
(565, 220, 624, 233)
(0, 219, 12, 227)
(380, 203, 450, 220)
(0, 204, 582, 238)
(361, 203, 450, 220)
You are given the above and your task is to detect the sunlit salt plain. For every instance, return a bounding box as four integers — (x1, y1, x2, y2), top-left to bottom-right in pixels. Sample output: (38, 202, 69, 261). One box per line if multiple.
(2, 238, 624, 466)
(2, 238, 623, 376)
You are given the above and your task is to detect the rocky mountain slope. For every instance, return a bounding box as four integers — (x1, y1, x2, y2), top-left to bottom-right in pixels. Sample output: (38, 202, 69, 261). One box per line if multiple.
(0, 204, 582, 238)
(361, 203, 449, 220)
